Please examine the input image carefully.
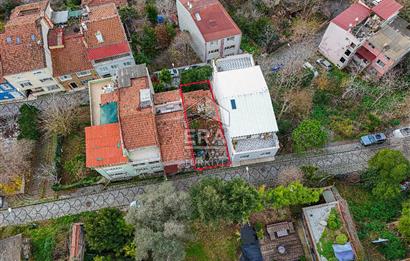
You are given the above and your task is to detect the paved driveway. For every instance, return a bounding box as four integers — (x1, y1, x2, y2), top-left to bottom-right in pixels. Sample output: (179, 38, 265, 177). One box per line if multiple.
(1, 138, 408, 227)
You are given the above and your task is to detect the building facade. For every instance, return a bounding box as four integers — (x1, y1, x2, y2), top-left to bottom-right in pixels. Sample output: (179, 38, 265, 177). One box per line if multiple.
(0, 1, 64, 98)
(319, 0, 410, 77)
(212, 54, 280, 166)
(176, 0, 242, 62)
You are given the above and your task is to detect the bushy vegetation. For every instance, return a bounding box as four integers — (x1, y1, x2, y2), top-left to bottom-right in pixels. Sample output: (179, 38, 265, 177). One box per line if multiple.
(398, 200, 410, 242)
(191, 178, 322, 224)
(362, 149, 410, 200)
(291, 119, 328, 152)
(17, 104, 40, 140)
(180, 66, 213, 85)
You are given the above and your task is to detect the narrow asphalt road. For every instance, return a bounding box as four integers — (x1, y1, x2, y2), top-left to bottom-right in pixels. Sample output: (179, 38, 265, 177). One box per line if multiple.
(1, 138, 408, 227)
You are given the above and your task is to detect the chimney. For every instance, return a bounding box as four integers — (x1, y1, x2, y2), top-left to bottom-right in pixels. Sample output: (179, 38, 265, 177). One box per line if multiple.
(140, 89, 152, 109)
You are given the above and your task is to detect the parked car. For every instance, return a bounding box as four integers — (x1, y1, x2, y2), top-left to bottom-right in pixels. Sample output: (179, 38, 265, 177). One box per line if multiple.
(360, 133, 387, 146)
(393, 126, 410, 138)
(303, 62, 319, 77)
(316, 58, 333, 71)
(169, 68, 179, 78)
(0, 196, 3, 208)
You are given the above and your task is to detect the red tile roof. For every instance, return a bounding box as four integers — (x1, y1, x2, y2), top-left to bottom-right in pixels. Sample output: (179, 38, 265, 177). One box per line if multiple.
(179, 0, 241, 42)
(83, 4, 131, 60)
(85, 123, 128, 168)
(0, 1, 47, 76)
(156, 111, 191, 163)
(100, 77, 159, 150)
(82, 0, 128, 8)
(372, 0, 403, 20)
(51, 34, 94, 76)
(154, 90, 181, 105)
(87, 42, 130, 60)
(332, 3, 371, 30)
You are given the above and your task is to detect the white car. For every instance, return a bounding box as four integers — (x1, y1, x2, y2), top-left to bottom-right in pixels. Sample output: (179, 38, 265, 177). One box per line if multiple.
(303, 62, 319, 77)
(393, 126, 410, 138)
(316, 58, 333, 71)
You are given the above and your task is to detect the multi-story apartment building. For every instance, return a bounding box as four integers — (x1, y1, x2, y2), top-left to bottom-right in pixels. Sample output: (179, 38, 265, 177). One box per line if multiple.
(319, 0, 410, 77)
(176, 0, 242, 62)
(0, 1, 64, 98)
(85, 65, 192, 180)
(212, 54, 280, 166)
(83, 3, 135, 78)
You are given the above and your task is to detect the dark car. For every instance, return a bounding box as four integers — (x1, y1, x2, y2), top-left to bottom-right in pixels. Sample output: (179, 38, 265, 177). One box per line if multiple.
(360, 133, 387, 146)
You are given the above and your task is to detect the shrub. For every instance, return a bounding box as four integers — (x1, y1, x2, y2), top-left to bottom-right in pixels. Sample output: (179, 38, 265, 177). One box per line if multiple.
(145, 4, 157, 24)
(335, 233, 348, 245)
(159, 68, 172, 85)
(254, 222, 265, 240)
(180, 66, 213, 85)
(398, 200, 410, 241)
(291, 119, 328, 153)
(330, 117, 355, 139)
(327, 208, 342, 231)
(63, 154, 86, 178)
(17, 104, 40, 140)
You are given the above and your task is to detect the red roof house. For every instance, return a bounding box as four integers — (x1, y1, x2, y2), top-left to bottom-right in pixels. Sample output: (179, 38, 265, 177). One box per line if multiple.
(372, 0, 403, 20)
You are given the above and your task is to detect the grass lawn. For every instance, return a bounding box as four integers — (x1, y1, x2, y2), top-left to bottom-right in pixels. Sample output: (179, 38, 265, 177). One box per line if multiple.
(336, 182, 408, 260)
(0, 213, 91, 261)
(185, 221, 240, 261)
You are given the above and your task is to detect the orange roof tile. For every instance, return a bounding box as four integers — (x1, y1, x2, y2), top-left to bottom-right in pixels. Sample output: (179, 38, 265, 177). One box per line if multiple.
(116, 77, 159, 150)
(156, 111, 192, 163)
(85, 123, 128, 168)
(51, 34, 93, 76)
(82, 0, 128, 8)
(183, 89, 212, 108)
(179, 0, 241, 41)
(0, 1, 47, 76)
(154, 90, 181, 105)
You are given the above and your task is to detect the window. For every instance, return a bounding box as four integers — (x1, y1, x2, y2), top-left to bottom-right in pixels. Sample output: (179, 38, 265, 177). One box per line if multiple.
(344, 49, 351, 56)
(230, 99, 237, 109)
(226, 36, 235, 41)
(39, 77, 53, 83)
(369, 43, 375, 49)
(385, 55, 391, 61)
(224, 45, 235, 50)
(261, 152, 271, 156)
(210, 40, 218, 46)
(19, 81, 32, 88)
(46, 85, 60, 91)
(6, 37, 12, 44)
(350, 42, 356, 48)
(81, 79, 91, 85)
(208, 49, 219, 54)
(76, 70, 92, 77)
(69, 82, 79, 89)
(100, 67, 108, 72)
(376, 59, 385, 67)
(32, 87, 44, 93)
(240, 155, 250, 159)
(59, 74, 72, 81)
(111, 64, 118, 69)
(339, 57, 346, 63)
(123, 61, 132, 66)
(16, 37, 21, 44)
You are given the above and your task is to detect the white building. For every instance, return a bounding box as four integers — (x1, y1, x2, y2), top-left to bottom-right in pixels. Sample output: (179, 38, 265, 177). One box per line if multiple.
(212, 54, 279, 166)
(176, 0, 242, 62)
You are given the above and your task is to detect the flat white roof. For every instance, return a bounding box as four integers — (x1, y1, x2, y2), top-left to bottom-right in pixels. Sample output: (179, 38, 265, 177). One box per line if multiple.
(213, 65, 278, 138)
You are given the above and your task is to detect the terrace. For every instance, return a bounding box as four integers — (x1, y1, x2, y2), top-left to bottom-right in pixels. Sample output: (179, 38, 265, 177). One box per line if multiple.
(180, 81, 230, 170)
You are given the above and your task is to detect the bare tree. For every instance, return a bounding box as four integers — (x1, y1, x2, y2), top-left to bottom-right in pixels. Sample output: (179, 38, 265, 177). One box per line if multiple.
(40, 96, 80, 137)
(0, 138, 35, 195)
(155, 0, 176, 18)
(370, 70, 410, 107)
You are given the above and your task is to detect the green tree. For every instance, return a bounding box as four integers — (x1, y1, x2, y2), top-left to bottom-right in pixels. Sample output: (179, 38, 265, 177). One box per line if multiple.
(126, 182, 191, 261)
(398, 200, 410, 241)
(145, 4, 158, 24)
(225, 178, 260, 222)
(263, 181, 322, 209)
(84, 208, 133, 255)
(140, 26, 157, 59)
(190, 177, 260, 223)
(159, 68, 172, 85)
(190, 177, 229, 223)
(180, 66, 213, 85)
(292, 119, 328, 153)
(118, 6, 138, 23)
(365, 149, 410, 200)
(17, 104, 40, 140)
